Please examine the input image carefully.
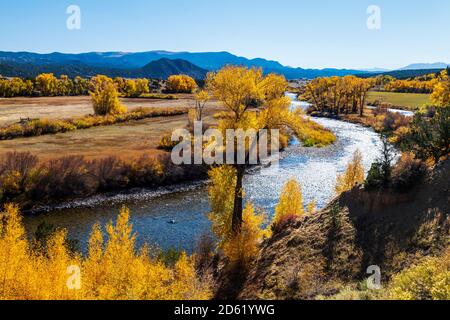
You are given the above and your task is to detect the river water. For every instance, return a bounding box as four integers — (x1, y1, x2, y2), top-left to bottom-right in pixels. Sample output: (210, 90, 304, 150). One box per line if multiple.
(23, 94, 383, 253)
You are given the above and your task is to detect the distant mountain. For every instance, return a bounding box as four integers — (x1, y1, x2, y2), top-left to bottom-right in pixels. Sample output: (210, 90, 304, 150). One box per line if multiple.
(359, 67, 391, 73)
(0, 58, 208, 80)
(399, 62, 449, 71)
(360, 68, 445, 80)
(140, 58, 207, 79)
(0, 51, 367, 79)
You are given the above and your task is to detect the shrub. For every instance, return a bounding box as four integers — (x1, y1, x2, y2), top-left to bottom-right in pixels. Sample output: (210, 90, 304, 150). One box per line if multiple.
(391, 153, 427, 191)
(0, 107, 188, 140)
(89, 156, 128, 191)
(127, 154, 165, 187)
(364, 162, 386, 190)
(38, 156, 96, 199)
(271, 213, 298, 235)
(0, 152, 209, 207)
(0, 152, 38, 201)
(157, 133, 179, 151)
(365, 134, 395, 190)
(194, 233, 216, 272)
(139, 93, 178, 100)
(389, 248, 450, 300)
(409, 105, 450, 163)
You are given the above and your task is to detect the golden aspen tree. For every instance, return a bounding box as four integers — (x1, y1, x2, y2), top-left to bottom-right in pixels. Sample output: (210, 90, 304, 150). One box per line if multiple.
(335, 150, 365, 194)
(167, 75, 198, 93)
(35, 73, 58, 96)
(89, 75, 127, 115)
(273, 178, 305, 227)
(431, 70, 450, 107)
(0, 205, 211, 300)
(135, 78, 150, 96)
(222, 203, 267, 266)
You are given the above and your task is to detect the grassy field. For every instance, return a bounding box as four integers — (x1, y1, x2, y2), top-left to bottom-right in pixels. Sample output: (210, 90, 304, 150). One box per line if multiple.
(367, 91, 431, 110)
(0, 94, 194, 126)
(0, 95, 222, 160)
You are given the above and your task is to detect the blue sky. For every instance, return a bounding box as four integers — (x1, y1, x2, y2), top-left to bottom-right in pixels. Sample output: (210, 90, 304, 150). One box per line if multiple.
(1, 0, 449, 69)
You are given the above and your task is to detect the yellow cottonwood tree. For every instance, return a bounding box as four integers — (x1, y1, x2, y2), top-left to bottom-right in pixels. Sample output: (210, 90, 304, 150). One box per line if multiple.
(35, 73, 58, 96)
(273, 178, 305, 227)
(335, 150, 365, 194)
(221, 203, 268, 266)
(431, 70, 450, 107)
(0, 204, 210, 300)
(90, 75, 127, 115)
(167, 75, 198, 93)
(207, 66, 335, 237)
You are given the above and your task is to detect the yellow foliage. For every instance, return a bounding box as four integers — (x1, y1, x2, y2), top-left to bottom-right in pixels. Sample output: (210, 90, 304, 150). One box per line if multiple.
(306, 199, 317, 214)
(207, 66, 264, 119)
(389, 248, 450, 300)
(273, 179, 305, 227)
(207, 66, 335, 147)
(260, 73, 289, 100)
(194, 89, 210, 121)
(0, 204, 210, 300)
(89, 75, 127, 115)
(222, 203, 267, 266)
(167, 75, 198, 93)
(431, 71, 450, 106)
(385, 78, 437, 94)
(35, 73, 58, 96)
(335, 150, 365, 194)
(302, 76, 374, 116)
(207, 166, 237, 247)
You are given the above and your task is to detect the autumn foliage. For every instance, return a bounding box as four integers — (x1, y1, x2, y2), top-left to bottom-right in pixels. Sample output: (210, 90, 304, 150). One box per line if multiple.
(89, 75, 127, 115)
(335, 150, 365, 194)
(0, 204, 210, 300)
(302, 76, 374, 116)
(272, 179, 305, 232)
(389, 247, 450, 300)
(166, 75, 198, 93)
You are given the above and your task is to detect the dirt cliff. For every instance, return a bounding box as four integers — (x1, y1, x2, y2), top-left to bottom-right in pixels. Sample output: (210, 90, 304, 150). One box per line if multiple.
(238, 160, 449, 299)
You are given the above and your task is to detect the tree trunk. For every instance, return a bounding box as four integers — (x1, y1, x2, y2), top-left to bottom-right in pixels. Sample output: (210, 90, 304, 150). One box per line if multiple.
(232, 165, 245, 235)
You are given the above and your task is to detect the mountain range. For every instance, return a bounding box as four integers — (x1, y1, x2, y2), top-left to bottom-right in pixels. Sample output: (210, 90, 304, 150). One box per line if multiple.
(399, 62, 449, 70)
(0, 50, 448, 80)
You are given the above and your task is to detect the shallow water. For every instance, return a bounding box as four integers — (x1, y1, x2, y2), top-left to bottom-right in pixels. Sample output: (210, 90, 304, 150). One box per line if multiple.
(23, 94, 383, 254)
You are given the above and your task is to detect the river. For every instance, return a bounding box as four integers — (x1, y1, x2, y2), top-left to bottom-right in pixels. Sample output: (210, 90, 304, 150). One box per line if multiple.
(23, 94, 383, 254)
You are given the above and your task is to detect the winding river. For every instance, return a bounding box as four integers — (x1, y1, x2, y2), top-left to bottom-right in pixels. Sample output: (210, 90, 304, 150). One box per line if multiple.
(23, 94, 384, 253)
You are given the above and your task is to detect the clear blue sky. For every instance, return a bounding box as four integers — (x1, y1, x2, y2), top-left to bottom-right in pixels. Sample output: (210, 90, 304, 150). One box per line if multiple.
(1, 0, 449, 69)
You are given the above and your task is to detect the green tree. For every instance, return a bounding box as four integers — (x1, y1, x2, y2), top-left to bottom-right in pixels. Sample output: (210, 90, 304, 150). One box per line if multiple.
(409, 106, 450, 163)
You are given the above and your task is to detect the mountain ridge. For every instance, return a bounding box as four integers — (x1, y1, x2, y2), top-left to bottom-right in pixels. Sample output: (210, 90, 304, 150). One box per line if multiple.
(0, 58, 208, 80)
(0, 50, 366, 79)
(1, 50, 448, 79)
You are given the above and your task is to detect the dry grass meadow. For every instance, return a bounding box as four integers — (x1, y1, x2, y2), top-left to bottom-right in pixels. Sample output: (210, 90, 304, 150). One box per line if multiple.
(0, 95, 222, 160)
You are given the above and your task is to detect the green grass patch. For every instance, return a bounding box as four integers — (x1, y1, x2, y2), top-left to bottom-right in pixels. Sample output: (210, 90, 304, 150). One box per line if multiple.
(367, 91, 431, 111)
